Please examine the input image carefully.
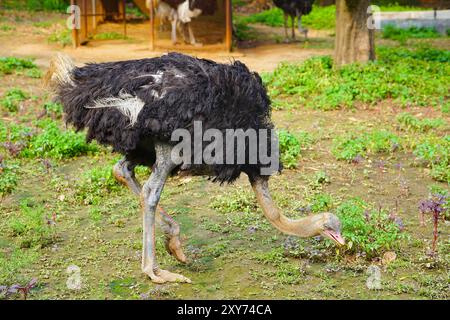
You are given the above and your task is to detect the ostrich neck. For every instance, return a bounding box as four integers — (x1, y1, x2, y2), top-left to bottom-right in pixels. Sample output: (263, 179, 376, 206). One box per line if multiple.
(251, 177, 322, 237)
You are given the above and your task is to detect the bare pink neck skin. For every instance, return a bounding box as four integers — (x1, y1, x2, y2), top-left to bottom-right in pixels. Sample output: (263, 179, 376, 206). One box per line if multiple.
(251, 177, 323, 237)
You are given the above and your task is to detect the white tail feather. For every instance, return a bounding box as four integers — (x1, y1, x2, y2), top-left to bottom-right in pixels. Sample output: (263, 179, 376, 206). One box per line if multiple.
(87, 91, 145, 127)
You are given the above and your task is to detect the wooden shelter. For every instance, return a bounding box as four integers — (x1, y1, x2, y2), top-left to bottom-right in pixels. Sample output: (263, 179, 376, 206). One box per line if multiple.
(70, 0, 233, 51)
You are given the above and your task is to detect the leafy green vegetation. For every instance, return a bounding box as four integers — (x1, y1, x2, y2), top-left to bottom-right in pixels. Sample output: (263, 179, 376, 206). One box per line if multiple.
(0, 161, 19, 196)
(0, 57, 40, 76)
(21, 119, 98, 159)
(48, 28, 72, 46)
(43, 101, 63, 118)
(332, 130, 400, 161)
(336, 198, 407, 257)
(278, 130, 312, 169)
(0, 88, 28, 112)
(413, 135, 449, 183)
(8, 201, 56, 248)
(0, 24, 15, 31)
(75, 166, 120, 205)
(234, 19, 258, 41)
(239, 4, 427, 31)
(0, 246, 38, 285)
(263, 46, 449, 110)
(382, 25, 442, 43)
(1, 0, 69, 12)
(397, 113, 447, 132)
(93, 32, 126, 40)
(210, 186, 257, 214)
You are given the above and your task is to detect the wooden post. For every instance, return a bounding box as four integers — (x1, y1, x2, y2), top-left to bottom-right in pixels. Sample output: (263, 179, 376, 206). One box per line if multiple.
(71, 0, 79, 48)
(150, 0, 155, 50)
(83, 0, 87, 39)
(225, 0, 232, 52)
(122, 0, 127, 38)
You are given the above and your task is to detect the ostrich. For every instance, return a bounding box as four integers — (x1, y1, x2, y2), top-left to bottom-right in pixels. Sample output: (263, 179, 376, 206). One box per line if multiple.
(147, 0, 217, 46)
(46, 53, 344, 284)
(273, 0, 314, 41)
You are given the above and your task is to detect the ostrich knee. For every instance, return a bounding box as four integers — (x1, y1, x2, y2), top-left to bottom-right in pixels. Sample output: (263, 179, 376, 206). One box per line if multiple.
(113, 158, 141, 195)
(114, 158, 186, 263)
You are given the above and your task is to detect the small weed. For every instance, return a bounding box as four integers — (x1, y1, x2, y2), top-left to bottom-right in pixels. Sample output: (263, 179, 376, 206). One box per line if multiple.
(0, 161, 19, 196)
(418, 194, 448, 256)
(93, 32, 126, 40)
(210, 186, 257, 214)
(8, 201, 56, 248)
(382, 25, 441, 44)
(0, 24, 15, 31)
(0, 246, 38, 286)
(413, 135, 449, 183)
(76, 165, 120, 205)
(332, 130, 400, 161)
(48, 28, 72, 46)
(336, 198, 407, 257)
(0, 57, 38, 75)
(1, 88, 28, 112)
(21, 119, 98, 159)
(397, 112, 446, 132)
(278, 130, 312, 168)
(43, 101, 63, 118)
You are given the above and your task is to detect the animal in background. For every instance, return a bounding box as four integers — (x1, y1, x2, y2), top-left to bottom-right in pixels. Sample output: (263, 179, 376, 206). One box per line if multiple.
(147, 0, 218, 46)
(273, 0, 314, 41)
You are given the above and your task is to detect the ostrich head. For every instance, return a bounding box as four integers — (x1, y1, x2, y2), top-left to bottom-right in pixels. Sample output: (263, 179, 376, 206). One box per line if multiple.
(251, 176, 345, 246)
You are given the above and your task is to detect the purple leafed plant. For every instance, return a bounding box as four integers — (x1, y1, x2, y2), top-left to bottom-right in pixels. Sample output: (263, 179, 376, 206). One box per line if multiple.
(418, 194, 448, 256)
(0, 279, 37, 300)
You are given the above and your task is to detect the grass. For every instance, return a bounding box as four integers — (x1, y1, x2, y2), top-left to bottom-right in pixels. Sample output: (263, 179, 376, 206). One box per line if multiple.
(48, 28, 72, 46)
(382, 25, 443, 44)
(239, 4, 428, 31)
(332, 130, 400, 161)
(0, 246, 38, 285)
(1, 0, 69, 12)
(397, 113, 447, 132)
(8, 201, 56, 248)
(413, 135, 449, 183)
(0, 88, 28, 112)
(0, 161, 19, 196)
(0, 57, 40, 76)
(263, 46, 449, 110)
(93, 32, 126, 40)
(75, 165, 121, 205)
(278, 130, 312, 169)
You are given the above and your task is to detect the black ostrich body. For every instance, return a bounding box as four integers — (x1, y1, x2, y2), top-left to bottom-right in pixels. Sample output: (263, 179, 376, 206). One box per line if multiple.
(56, 53, 276, 183)
(272, 0, 315, 40)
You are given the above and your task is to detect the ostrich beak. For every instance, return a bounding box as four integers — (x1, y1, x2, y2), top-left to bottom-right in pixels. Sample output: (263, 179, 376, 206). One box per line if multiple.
(322, 230, 345, 246)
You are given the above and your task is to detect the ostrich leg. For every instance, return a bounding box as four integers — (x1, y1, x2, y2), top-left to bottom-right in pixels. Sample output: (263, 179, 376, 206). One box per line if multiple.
(141, 143, 191, 283)
(291, 15, 296, 40)
(187, 23, 202, 47)
(171, 14, 178, 45)
(113, 158, 187, 263)
(297, 14, 308, 40)
(283, 12, 289, 42)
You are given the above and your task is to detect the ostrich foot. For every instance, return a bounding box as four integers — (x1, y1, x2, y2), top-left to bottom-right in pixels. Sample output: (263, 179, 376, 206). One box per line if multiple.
(144, 267, 191, 284)
(165, 236, 187, 263)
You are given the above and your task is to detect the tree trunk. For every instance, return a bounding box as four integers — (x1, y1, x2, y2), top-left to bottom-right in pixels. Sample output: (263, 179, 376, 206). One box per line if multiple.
(334, 0, 375, 67)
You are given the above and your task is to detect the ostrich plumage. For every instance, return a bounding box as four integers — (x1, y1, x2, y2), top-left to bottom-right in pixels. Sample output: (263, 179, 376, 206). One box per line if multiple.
(46, 53, 344, 284)
(56, 52, 274, 183)
(273, 0, 314, 40)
